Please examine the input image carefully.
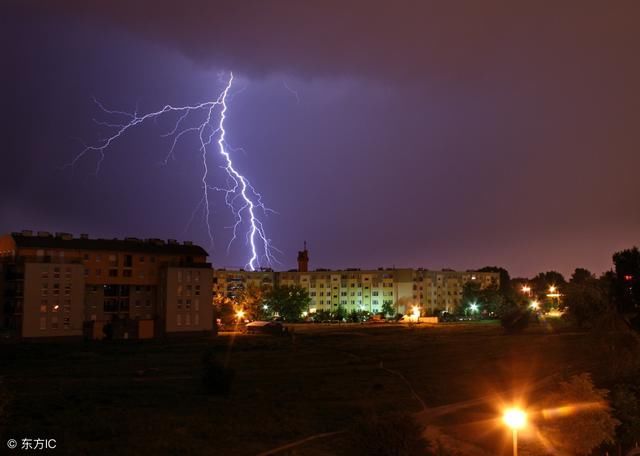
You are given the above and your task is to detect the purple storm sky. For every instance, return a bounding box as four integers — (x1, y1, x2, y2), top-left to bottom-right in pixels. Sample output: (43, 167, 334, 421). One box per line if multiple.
(2, 1, 640, 278)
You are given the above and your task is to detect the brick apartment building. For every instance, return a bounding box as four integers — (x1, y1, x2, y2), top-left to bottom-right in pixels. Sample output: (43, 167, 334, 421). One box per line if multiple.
(0, 230, 213, 339)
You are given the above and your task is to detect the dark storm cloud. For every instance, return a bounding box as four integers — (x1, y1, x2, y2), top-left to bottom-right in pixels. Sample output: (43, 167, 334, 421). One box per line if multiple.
(3, 1, 640, 277)
(15, 1, 640, 84)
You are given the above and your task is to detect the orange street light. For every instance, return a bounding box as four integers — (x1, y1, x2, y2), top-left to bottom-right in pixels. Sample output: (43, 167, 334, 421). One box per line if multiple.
(503, 407, 527, 456)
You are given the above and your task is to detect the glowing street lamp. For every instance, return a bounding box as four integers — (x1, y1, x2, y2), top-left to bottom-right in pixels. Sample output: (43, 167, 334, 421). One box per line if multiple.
(529, 300, 539, 310)
(235, 309, 245, 321)
(503, 407, 527, 456)
(469, 302, 479, 313)
(521, 285, 531, 296)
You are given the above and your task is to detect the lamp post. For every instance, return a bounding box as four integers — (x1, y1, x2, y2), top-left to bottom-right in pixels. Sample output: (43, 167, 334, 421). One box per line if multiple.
(503, 408, 527, 456)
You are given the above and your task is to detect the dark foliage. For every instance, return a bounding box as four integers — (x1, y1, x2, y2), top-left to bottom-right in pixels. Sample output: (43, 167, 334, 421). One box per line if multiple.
(347, 412, 429, 456)
(613, 247, 640, 313)
(500, 305, 530, 333)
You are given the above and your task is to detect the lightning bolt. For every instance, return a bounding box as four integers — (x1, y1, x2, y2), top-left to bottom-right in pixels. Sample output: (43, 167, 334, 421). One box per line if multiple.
(66, 72, 276, 270)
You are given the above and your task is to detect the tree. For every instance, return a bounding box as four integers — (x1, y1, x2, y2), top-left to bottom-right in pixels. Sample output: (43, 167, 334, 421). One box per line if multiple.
(531, 271, 566, 293)
(461, 281, 504, 317)
(234, 284, 266, 320)
(478, 266, 512, 295)
(570, 267, 595, 284)
(531, 270, 566, 311)
(500, 304, 530, 333)
(381, 301, 395, 318)
(262, 285, 310, 321)
(537, 374, 618, 455)
(613, 247, 640, 313)
(562, 277, 613, 329)
(334, 305, 347, 321)
(212, 294, 235, 325)
(612, 384, 640, 451)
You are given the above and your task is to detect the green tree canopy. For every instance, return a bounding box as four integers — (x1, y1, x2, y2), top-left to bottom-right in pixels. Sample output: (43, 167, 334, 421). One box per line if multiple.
(537, 374, 618, 455)
(461, 281, 504, 316)
(381, 301, 395, 318)
(262, 285, 310, 321)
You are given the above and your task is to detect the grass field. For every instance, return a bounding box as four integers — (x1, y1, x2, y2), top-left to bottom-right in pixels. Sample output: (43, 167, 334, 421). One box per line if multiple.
(0, 321, 610, 455)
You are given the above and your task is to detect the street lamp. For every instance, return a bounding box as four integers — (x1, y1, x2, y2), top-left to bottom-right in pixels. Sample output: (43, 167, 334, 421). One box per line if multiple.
(235, 309, 245, 321)
(503, 407, 527, 456)
(521, 285, 531, 297)
(529, 300, 539, 310)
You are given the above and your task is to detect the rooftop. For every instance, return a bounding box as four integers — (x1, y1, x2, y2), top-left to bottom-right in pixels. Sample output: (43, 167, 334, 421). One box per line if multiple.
(9, 231, 208, 257)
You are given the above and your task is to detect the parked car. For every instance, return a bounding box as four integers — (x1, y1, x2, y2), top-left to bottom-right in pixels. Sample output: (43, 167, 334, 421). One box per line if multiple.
(245, 321, 287, 335)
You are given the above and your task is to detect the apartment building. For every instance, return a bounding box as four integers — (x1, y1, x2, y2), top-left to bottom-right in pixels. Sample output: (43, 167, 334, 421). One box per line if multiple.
(0, 230, 213, 339)
(212, 246, 499, 315)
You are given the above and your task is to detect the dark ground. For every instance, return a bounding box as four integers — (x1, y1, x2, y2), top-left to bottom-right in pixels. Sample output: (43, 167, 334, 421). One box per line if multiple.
(0, 321, 607, 455)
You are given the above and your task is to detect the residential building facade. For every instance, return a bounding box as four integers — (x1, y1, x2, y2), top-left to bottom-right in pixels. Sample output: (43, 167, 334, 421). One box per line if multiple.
(213, 246, 499, 315)
(0, 230, 213, 338)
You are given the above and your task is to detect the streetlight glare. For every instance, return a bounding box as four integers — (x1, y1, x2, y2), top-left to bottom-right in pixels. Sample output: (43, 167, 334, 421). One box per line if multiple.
(529, 300, 539, 310)
(503, 408, 527, 430)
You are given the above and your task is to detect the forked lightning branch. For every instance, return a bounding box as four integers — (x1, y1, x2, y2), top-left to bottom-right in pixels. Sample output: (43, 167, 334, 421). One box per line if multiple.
(67, 72, 275, 270)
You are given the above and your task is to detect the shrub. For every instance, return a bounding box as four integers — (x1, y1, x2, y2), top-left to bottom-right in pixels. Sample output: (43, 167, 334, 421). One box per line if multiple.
(500, 306, 530, 333)
(347, 412, 429, 456)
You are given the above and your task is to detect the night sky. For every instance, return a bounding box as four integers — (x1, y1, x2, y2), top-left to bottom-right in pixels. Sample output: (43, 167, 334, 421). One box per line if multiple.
(2, 1, 640, 278)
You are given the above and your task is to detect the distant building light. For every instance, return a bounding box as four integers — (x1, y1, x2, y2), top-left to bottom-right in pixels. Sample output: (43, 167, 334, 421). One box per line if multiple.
(624, 275, 633, 281)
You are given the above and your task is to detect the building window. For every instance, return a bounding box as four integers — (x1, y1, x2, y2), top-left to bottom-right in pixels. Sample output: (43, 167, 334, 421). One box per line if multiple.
(185, 313, 191, 326)
(123, 270, 132, 278)
(40, 301, 47, 313)
(109, 269, 118, 277)
(194, 313, 199, 325)
(51, 316, 59, 329)
(40, 317, 46, 330)
(63, 317, 70, 330)
(194, 299, 199, 311)
(96, 269, 102, 276)
(177, 314, 182, 326)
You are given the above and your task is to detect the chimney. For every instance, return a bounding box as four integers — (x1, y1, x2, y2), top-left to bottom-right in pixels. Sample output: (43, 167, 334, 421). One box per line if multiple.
(297, 241, 309, 272)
